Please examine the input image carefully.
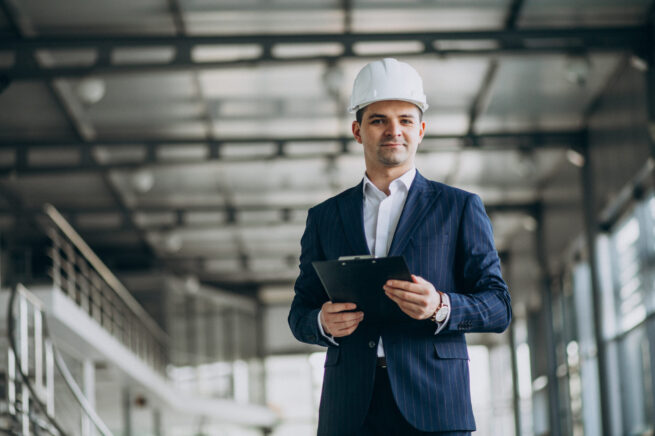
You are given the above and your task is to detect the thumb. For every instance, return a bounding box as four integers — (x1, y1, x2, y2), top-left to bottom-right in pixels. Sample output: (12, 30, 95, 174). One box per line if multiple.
(411, 274, 425, 284)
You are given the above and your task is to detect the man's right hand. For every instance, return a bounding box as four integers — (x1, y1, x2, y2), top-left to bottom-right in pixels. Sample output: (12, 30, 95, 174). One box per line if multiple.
(320, 302, 364, 338)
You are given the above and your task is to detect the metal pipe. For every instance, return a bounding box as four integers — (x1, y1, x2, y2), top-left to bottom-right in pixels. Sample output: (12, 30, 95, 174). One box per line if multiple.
(534, 204, 562, 436)
(55, 349, 111, 436)
(508, 311, 522, 435)
(35, 308, 43, 395)
(7, 284, 114, 436)
(580, 131, 612, 435)
(45, 338, 55, 416)
(123, 387, 132, 436)
(6, 284, 68, 435)
(19, 292, 29, 435)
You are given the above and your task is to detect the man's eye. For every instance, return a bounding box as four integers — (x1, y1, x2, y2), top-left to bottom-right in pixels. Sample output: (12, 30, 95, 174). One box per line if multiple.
(401, 119, 414, 125)
(370, 119, 382, 124)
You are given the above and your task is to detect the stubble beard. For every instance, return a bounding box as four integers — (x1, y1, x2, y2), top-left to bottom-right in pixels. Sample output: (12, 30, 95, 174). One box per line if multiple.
(377, 145, 408, 167)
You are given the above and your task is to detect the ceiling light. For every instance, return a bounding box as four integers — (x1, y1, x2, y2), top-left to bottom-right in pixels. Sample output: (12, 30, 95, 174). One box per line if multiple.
(164, 233, 183, 253)
(514, 149, 536, 177)
(322, 63, 344, 98)
(630, 55, 648, 72)
(132, 169, 155, 193)
(566, 148, 585, 167)
(76, 77, 106, 105)
(565, 56, 591, 87)
(185, 275, 200, 294)
(522, 215, 537, 232)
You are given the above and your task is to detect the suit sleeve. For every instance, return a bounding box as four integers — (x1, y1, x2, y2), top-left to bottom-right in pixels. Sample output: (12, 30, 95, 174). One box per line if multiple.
(445, 194, 512, 333)
(288, 207, 336, 347)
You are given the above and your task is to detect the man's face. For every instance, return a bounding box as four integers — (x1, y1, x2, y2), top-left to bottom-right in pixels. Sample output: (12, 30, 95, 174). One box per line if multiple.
(352, 100, 426, 173)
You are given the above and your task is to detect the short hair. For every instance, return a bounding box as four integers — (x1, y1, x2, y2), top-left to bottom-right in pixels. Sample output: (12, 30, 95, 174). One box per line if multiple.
(355, 104, 423, 124)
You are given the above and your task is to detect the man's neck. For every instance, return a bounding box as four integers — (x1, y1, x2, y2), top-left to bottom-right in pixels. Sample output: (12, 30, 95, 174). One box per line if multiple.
(366, 165, 412, 195)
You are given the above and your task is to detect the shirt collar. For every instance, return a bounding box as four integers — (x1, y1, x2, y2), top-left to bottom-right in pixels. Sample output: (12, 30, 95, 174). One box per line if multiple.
(363, 167, 416, 197)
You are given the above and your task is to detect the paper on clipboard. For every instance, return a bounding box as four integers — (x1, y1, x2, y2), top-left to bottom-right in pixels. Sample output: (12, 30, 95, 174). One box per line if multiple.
(312, 256, 413, 321)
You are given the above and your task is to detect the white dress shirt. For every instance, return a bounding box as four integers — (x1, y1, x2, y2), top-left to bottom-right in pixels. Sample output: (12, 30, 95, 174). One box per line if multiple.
(318, 167, 450, 354)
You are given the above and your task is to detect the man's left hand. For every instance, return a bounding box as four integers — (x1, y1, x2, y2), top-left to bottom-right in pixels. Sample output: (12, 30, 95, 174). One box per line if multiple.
(383, 274, 440, 320)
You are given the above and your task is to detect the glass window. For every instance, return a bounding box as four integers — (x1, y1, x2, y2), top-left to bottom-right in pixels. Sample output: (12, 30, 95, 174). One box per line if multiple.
(619, 325, 652, 434)
(606, 200, 655, 435)
(612, 216, 646, 333)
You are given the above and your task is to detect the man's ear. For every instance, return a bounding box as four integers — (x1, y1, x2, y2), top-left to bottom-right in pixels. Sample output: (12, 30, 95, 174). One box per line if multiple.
(352, 121, 363, 144)
(418, 120, 426, 143)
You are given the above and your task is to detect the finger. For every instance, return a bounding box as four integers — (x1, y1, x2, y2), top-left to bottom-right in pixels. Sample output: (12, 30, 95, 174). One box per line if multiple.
(412, 274, 428, 284)
(385, 290, 430, 318)
(330, 316, 362, 331)
(326, 311, 363, 323)
(333, 328, 354, 338)
(333, 321, 362, 337)
(394, 300, 424, 319)
(328, 312, 364, 324)
(324, 302, 358, 313)
(384, 280, 427, 294)
(385, 288, 428, 307)
(386, 291, 426, 312)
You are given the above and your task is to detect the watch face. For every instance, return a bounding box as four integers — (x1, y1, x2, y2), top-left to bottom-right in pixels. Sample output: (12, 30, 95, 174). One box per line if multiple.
(436, 306, 449, 323)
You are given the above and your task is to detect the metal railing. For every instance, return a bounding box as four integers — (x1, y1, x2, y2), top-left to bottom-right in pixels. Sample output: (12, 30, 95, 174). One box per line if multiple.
(5, 283, 112, 435)
(42, 203, 168, 374)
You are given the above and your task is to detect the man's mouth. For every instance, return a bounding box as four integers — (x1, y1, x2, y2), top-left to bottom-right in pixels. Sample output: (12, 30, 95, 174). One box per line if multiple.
(381, 143, 405, 147)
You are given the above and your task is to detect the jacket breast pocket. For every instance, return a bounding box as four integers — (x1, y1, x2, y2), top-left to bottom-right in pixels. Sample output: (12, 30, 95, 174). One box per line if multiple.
(324, 348, 340, 367)
(434, 342, 469, 360)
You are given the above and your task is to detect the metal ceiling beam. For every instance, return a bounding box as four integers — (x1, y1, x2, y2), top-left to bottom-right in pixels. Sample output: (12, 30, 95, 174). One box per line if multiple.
(0, 27, 641, 49)
(166, 0, 187, 36)
(0, 130, 583, 176)
(465, 0, 525, 138)
(466, 60, 499, 140)
(0, 130, 583, 147)
(2, 201, 539, 222)
(341, 0, 353, 34)
(0, 26, 644, 79)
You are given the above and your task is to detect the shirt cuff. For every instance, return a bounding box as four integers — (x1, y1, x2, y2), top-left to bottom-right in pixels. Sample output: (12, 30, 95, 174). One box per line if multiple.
(433, 293, 451, 335)
(317, 309, 339, 346)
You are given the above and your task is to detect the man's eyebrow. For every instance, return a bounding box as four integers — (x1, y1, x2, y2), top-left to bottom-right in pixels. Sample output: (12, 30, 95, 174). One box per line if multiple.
(368, 113, 417, 119)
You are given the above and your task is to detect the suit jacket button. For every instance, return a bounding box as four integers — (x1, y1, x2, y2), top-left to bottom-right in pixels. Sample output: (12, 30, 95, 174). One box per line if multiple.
(368, 341, 376, 348)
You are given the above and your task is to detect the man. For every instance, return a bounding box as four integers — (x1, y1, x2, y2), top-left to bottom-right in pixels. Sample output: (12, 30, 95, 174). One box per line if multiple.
(288, 58, 511, 436)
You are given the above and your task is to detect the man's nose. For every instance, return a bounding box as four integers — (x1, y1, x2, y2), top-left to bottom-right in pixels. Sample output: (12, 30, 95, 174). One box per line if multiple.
(385, 120, 402, 136)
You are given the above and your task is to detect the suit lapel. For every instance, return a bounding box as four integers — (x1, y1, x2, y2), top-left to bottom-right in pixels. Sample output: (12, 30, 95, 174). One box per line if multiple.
(388, 171, 441, 256)
(337, 182, 371, 255)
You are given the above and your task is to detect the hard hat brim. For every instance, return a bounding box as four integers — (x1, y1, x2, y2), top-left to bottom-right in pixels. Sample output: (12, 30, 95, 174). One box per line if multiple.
(348, 97, 428, 114)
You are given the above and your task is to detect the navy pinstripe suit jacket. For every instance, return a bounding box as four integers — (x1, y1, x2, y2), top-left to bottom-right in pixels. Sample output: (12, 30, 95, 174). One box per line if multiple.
(288, 171, 511, 435)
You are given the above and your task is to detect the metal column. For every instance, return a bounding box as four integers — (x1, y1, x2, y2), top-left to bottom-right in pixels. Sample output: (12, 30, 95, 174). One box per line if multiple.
(644, 13, 655, 434)
(579, 131, 612, 435)
(82, 359, 96, 436)
(534, 203, 561, 436)
(502, 252, 522, 436)
(153, 408, 163, 436)
(509, 316, 523, 436)
(122, 387, 132, 436)
(647, 14, 655, 158)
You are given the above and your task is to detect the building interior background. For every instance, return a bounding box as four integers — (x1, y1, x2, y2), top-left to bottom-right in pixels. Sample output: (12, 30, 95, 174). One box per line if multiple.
(0, 0, 654, 435)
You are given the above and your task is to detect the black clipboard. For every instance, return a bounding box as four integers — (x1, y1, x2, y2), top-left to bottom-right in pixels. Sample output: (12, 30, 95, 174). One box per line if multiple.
(312, 256, 413, 322)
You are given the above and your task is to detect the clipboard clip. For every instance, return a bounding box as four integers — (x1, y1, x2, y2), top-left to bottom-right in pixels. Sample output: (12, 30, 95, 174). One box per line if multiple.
(338, 255, 374, 260)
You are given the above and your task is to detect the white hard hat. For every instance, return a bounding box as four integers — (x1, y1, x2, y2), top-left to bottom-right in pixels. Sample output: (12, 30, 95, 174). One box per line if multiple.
(348, 58, 428, 113)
